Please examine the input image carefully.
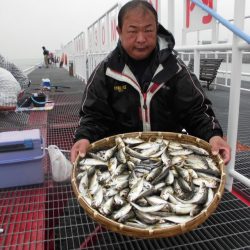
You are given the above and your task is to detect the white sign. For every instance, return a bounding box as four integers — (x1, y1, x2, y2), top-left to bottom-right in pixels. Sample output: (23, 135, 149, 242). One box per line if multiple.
(184, 0, 216, 32)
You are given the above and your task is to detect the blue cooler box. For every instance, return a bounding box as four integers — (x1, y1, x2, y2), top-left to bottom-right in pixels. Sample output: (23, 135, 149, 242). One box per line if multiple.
(0, 129, 45, 188)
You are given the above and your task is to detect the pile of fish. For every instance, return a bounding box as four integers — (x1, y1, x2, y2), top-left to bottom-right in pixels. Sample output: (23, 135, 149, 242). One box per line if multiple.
(76, 136, 221, 229)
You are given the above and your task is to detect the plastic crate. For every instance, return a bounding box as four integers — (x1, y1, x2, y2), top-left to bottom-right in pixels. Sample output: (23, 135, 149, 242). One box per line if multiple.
(0, 129, 45, 188)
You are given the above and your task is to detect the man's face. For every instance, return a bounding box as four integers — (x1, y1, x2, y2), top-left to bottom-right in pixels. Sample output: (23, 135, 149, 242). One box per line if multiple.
(117, 7, 157, 60)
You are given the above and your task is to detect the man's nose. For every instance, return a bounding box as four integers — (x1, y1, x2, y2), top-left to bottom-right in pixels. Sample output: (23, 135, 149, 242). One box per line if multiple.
(136, 32, 146, 43)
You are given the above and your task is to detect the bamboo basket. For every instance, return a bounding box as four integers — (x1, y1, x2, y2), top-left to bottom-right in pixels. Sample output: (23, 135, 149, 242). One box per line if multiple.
(71, 132, 226, 238)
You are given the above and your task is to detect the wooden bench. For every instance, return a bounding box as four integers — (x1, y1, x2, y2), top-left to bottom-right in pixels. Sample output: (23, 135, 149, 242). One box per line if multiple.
(188, 58, 223, 90)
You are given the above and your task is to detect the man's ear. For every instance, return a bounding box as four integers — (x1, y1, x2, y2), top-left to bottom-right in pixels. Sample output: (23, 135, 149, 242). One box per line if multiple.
(116, 26, 122, 36)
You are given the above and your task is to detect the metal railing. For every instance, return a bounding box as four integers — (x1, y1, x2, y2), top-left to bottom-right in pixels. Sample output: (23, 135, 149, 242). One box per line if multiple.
(190, 0, 250, 190)
(23, 63, 42, 75)
(177, 50, 250, 91)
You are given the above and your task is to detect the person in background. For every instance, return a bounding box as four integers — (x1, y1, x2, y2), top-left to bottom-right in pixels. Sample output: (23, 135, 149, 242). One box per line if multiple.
(49, 52, 55, 65)
(71, 0, 231, 164)
(42, 46, 49, 68)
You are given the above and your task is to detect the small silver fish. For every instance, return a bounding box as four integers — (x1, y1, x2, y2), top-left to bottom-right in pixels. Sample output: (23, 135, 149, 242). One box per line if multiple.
(160, 186, 174, 200)
(123, 137, 145, 145)
(135, 210, 161, 225)
(125, 146, 149, 160)
(88, 173, 99, 195)
(169, 149, 193, 156)
(193, 177, 218, 188)
(168, 141, 183, 150)
(116, 148, 127, 163)
(112, 203, 132, 220)
(92, 186, 104, 208)
(181, 143, 209, 156)
(185, 155, 208, 169)
(114, 194, 126, 206)
(146, 196, 168, 206)
(79, 158, 108, 167)
(103, 145, 117, 161)
(115, 136, 125, 151)
(133, 142, 159, 150)
(176, 182, 208, 205)
(127, 178, 144, 202)
(169, 203, 197, 215)
(131, 202, 167, 213)
(204, 188, 214, 207)
(118, 210, 135, 223)
(145, 166, 163, 182)
(99, 197, 114, 216)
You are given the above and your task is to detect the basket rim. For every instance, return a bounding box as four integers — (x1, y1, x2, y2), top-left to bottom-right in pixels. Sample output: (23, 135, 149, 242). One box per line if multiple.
(72, 131, 225, 238)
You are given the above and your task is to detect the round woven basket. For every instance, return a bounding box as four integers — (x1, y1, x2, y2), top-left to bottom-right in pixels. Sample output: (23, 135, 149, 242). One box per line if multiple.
(71, 132, 226, 238)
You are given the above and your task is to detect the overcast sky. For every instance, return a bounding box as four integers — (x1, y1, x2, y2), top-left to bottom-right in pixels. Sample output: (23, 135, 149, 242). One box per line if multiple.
(0, 0, 119, 60)
(0, 0, 249, 61)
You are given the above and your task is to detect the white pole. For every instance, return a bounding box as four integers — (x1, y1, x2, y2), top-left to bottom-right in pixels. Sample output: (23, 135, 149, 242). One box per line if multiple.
(182, 0, 187, 45)
(225, 52, 229, 87)
(211, 0, 218, 43)
(229, 170, 250, 188)
(193, 49, 200, 80)
(225, 0, 245, 191)
(167, 0, 175, 34)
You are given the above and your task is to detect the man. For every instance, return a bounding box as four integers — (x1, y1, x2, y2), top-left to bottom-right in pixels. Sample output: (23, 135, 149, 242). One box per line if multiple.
(42, 46, 49, 68)
(71, 0, 231, 164)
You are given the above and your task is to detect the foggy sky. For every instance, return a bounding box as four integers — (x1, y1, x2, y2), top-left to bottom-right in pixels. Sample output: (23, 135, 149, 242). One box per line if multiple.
(0, 0, 248, 61)
(0, 0, 119, 60)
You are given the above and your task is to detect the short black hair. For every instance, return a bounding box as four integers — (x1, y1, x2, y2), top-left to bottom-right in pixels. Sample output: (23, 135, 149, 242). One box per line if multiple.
(118, 0, 158, 30)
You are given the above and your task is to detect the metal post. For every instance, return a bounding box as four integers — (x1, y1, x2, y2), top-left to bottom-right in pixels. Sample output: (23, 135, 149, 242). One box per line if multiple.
(225, 52, 229, 87)
(182, 0, 187, 45)
(211, 0, 218, 44)
(167, 0, 175, 34)
(229, 170, 250, 188)
(193, 49, 200, 78)
(197, 31, 200, 44)
(225, 0, 245, 191)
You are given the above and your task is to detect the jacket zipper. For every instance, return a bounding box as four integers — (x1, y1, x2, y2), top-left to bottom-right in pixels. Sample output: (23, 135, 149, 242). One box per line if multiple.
(143, 93, 148, 122)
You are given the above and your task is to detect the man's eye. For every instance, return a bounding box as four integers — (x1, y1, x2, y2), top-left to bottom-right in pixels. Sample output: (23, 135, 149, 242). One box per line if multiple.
(145, 29, 153, 33)
(128, 30, 137, 34)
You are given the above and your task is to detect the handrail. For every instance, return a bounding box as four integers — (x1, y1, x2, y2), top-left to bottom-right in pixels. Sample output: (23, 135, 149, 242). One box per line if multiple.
(191, 0, 250, 44)
(176, 41, 249, 51)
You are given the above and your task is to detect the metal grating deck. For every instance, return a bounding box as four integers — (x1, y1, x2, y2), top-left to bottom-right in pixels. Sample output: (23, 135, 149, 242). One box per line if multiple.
(0, 68, 249, 250)
(51, 188, 250, 250)
(206, 86, 250, 147)
(1, 177, 249, 250)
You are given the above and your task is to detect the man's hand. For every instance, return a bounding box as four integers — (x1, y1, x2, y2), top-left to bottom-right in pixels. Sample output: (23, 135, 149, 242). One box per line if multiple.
(70, 139, 90, 164)
(209, 136, 231, 164)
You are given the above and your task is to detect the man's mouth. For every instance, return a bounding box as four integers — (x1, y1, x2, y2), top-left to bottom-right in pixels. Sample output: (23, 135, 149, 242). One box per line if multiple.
(135, 47, 147, 52)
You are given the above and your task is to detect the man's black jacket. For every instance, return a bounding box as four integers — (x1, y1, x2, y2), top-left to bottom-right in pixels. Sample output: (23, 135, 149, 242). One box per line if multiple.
(74, 25, 223, 143)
